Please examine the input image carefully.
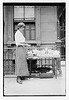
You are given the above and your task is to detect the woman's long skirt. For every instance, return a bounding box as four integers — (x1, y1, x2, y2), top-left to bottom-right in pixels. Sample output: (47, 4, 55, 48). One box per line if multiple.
(15, 46, 29, 76)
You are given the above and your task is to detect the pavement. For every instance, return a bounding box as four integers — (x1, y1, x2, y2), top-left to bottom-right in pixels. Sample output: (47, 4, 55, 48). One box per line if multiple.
(4, 61, 66, 96)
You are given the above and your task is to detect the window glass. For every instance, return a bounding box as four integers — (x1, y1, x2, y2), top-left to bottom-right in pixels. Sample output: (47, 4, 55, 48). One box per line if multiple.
(31, 24, 35, 29)
(25, 24, 29, 29)
(14, 24, 18, 31)
(25, 6, 35, 20)
(25, 30, 30, 40)
(31, 30, 35, 40)
(14, 6, 24, 19)
(25, 23, 35, 40)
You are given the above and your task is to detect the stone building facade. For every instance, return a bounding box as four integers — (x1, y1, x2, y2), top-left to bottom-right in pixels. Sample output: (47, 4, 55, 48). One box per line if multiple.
(3, 3, 65, 75)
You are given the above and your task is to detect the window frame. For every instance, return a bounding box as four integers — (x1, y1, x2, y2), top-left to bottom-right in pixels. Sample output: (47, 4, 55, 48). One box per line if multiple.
(13, 6, 36, 42)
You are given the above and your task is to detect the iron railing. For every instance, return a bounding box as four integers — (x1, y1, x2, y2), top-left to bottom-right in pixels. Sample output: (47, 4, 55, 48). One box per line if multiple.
(3, 47, 65, 75)
(4, 48, 16, 75)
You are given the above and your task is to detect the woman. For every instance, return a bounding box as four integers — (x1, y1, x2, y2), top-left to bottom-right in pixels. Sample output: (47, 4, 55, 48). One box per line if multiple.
(15, 22, 30, 84)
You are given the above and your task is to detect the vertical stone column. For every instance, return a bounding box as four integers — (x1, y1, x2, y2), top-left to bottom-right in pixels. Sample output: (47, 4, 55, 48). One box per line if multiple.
(55, 37, 61, 52)
(55, 37, 62, 76)
(4, 6, 8, 45)
(35, 6, 41, 46)
(56, 19, 61, 53)
(7, 6, 13, 47)
(57, 20, 60, 38)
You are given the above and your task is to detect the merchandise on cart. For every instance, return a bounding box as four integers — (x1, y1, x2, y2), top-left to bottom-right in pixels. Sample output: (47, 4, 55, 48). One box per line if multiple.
(26, 46, 60, 58)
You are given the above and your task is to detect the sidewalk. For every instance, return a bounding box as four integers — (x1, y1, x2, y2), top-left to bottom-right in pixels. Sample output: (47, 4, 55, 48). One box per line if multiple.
(4, 62, 66, 96)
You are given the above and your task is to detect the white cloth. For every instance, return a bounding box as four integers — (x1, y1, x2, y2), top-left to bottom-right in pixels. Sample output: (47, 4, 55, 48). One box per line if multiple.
(15, 30, 25, 46)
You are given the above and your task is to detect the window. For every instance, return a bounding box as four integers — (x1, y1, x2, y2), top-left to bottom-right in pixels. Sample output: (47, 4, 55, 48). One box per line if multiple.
(14, 6, 24, 19)
(25, 6, 35, 20)
(14, 6, 35, 20)
(25, 23, 36, 40)
(13, 6, 36, 41)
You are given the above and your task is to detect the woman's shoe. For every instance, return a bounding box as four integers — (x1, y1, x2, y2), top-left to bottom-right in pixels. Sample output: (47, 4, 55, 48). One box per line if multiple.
(16, 76, 23, 84)
(17, 80, 23, 84)
(17, 79, 23, 84)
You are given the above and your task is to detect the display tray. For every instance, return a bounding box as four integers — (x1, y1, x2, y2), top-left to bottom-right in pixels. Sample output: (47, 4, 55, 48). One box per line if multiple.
(39, 72, 54, 78)
(30, 72, 54, 78)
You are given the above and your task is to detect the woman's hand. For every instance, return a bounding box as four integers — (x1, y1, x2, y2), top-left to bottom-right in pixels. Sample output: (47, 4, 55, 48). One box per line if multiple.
(20, 42, 31, 47)
(25, 44, 31, 47)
